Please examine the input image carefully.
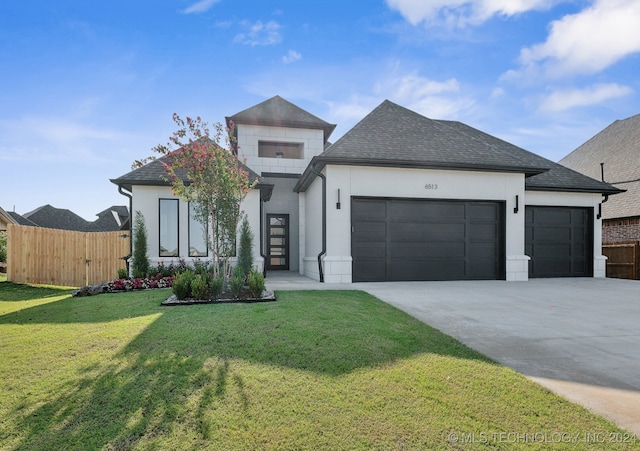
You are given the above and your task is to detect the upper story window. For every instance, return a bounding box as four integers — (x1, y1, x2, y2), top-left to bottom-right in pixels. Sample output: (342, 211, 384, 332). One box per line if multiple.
(258, 141, 304, 159)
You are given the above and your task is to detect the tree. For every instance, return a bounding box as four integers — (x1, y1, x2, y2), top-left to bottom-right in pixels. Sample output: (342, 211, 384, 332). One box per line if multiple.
(236, 215, 253, 280)
(132, 211, 150, 278)
(140, 114, 256, 282)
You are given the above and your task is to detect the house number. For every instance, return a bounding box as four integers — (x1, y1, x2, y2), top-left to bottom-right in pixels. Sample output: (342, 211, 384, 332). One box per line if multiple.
(424, 183, 438, 190)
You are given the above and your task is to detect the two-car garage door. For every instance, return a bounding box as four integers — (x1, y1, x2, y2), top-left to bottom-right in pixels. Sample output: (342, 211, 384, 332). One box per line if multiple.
(351, 198, 505, 282)
(351, 198, 594, 282)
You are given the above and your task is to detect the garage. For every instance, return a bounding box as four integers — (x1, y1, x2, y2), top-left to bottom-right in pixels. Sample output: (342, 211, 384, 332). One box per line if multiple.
(351, 197, 505, 282)
(525, 206, 593, 278)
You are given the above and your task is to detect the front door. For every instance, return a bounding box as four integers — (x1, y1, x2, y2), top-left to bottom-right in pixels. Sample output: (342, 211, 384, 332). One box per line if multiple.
(267, 214, 289, 270)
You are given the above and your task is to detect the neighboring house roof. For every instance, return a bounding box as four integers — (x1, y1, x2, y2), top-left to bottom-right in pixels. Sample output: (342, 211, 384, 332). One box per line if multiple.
(226, 95, 337, 143)
(85, 206, 130, 232)
(295, 100, 621, 195)
(23, 204, 90, 232)
(111, 152, 263, 192)
(0, 206, 18, 231)
(560, 113, 640, 220)
(8, 211, 38, 227)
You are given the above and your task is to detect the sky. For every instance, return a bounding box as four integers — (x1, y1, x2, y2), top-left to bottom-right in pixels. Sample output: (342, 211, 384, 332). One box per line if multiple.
(1, 0, 639, 221)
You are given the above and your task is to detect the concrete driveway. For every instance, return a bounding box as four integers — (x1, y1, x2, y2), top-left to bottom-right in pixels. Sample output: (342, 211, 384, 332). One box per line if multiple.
(266, 274, 640, 434)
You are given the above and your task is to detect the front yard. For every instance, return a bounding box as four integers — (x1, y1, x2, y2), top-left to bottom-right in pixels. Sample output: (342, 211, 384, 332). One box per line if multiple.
(0, 281, 637, 450)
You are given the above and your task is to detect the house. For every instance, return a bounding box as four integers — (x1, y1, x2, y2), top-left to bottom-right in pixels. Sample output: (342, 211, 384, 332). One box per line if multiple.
(111, 96, 621, 282)
(23, 204, 90, 232)
(0, 206, 18, 232)
(559, 113, 640, 244)
(85, 206, 130, 232)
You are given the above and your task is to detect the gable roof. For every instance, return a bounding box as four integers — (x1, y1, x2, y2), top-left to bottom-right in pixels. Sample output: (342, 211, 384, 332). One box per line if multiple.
(295, 100, 621, 195)
(560, 113, 640, 219)
(111, 151, 262, 192)
(8, 211, 38, 227)
(0, 206, 18, 230)
(23, 204, 89, 232)
(226, 95, 336, 143)
(85, 206, 130, 232)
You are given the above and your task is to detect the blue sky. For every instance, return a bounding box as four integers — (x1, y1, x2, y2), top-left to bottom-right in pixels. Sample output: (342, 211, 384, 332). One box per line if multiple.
(1, 0, 639, 221)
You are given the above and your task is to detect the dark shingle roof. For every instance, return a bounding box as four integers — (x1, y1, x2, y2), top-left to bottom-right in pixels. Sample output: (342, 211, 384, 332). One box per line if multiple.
(8, 211, 38, 226)
(23, 204, 89, 232)
(560, 114, 640, 219)
(226, 95, 336, 143)
(85, 206, 130, 232)
(295, 100, 621, 195)
(111, 151, 262, 192)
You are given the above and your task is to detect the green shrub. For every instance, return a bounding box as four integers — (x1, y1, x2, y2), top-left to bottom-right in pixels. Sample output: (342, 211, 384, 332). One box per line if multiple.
(248, 269, 265, 298)
(209, 276, 223, 300)
(0, 231, 7, 263)
(132, 211, 150, 278)
(191, 274, 209, 300)
(193, 259, 207, 277)
(117, 268, 128, 279)
(230, 275, 244, 299)
(173, 270, 194, 300)
(236, 215, 253, 280)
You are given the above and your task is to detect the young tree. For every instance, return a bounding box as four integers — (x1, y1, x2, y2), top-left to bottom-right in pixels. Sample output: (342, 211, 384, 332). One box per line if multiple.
(139, 114, 255, 281)
(236, 215, 253, 280)
(132, 211, 150, 278)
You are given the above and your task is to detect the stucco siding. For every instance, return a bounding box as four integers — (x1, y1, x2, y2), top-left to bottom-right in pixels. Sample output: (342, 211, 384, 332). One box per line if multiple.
(237, 124, 325, 175)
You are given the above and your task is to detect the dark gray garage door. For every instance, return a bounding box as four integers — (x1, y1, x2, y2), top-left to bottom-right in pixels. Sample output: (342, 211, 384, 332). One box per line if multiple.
(351, 198, 505, 282)
(525, 206, 593, 278)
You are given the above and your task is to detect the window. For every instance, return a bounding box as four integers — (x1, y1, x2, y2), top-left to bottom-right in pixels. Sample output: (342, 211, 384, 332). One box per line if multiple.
(189, 202, 208, 257)
(258, 141, 304, 159)
(159, 199, 179, 257)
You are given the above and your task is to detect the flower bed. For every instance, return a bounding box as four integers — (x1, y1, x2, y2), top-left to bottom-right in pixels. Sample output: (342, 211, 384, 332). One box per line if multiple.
(106, 274, 176, 292)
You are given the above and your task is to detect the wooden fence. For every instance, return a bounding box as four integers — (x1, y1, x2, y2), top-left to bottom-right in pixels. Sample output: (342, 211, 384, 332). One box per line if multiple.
(6, 224, 130, 287)
(602, 241, 639, 280)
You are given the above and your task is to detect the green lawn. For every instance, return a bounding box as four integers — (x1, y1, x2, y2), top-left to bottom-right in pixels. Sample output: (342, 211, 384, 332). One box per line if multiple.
(0, 281, 637, 450)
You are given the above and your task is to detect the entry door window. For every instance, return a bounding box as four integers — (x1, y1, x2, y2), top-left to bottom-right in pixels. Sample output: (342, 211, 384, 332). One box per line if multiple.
(267, 214, 289, 270)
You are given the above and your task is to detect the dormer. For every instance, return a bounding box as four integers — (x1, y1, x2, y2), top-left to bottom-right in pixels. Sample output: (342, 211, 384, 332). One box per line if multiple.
(226, 95, 336, 176)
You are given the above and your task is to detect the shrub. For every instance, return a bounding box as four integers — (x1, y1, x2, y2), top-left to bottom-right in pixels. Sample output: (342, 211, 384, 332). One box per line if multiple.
(132, 211, 150, 278)
(236, 215, 253, 280)
(117, 268, 128, 279)
(230, 274, 244, 299)
(191, 274, 209, 300)
(0, 231, 7, 262)
(193, 259, 207, 277)
(248, 269, 265, 299)
(210, 276, 223, 300)
(173, 270, 194, 300)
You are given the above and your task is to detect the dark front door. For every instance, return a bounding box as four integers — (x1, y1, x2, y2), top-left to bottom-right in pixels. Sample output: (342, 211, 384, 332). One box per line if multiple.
(525, 206, 593, 277)
(267, 214, 289, 270)
(351, 198, 505, 282)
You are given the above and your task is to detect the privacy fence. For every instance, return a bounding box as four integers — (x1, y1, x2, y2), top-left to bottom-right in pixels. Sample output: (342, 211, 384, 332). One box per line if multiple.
(602, 241, 639, 280)
(6, 223, 130, 287)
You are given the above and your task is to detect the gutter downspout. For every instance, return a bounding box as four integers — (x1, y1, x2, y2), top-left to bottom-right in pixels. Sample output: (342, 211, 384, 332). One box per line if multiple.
(311, 164, 326, 282)
(117, 186, 133, 273)
(260, 196, 266, 277)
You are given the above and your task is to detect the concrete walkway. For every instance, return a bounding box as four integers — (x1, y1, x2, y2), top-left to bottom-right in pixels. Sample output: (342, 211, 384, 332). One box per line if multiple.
(265, 273, 640, 434)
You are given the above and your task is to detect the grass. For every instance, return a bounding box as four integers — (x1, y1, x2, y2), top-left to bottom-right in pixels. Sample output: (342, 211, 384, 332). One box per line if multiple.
(0, 282, 638, 450)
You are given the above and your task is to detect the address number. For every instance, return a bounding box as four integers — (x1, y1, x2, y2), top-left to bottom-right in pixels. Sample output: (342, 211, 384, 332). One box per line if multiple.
(424, 184, 438, 190)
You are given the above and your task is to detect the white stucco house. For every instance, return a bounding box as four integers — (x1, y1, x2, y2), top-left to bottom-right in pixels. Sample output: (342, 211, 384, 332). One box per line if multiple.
(111, 96, 621, 282)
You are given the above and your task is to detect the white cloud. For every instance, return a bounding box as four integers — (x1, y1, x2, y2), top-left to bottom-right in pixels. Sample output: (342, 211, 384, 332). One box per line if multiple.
(540, 83, 633, 111)
(233, 21, 282, 46)
(385, 0, 559, 27)
(182, 0, 220, 14)
(282, 50, 301, 64)
(517, 0, 640, 78)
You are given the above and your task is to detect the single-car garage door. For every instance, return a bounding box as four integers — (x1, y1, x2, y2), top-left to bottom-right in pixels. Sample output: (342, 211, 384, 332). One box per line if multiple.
(525, 206, 593, 278)
(351, 197, 505, 282)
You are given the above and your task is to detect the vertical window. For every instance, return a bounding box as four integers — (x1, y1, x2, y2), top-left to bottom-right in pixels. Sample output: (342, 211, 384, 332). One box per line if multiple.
(189, 202, 208, 257)
(159, 199, 179, 257)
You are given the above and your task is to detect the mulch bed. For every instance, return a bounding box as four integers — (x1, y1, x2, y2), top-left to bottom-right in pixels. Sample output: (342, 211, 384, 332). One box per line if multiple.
(161, 289, 276, 306)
